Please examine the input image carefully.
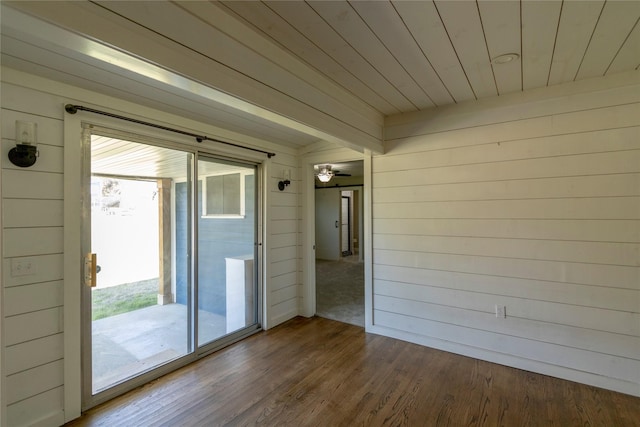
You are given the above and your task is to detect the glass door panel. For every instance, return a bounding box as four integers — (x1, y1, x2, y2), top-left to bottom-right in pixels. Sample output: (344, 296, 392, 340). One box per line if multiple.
(89, 135, 193, 394)
(196, 157, 257, 347)
(83, 129, 261, 407)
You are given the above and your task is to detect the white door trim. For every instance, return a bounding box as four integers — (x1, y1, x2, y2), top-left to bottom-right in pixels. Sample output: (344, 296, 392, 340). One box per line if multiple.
(299, 150, 373, 330)
(63, 107, 83, 422)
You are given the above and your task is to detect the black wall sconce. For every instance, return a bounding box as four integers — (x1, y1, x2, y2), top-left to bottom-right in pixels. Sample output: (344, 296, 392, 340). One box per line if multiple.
(278, 168, 291, 191)
(9, 121, 38, 168)
(278, 179, 290, 191)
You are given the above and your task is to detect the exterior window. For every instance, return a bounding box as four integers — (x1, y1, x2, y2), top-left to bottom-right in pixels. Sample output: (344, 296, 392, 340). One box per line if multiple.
(203, 172, 244, 218)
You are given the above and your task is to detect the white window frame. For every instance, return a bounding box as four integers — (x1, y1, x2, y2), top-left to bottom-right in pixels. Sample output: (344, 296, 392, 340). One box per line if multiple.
(201, 170, 252, 219)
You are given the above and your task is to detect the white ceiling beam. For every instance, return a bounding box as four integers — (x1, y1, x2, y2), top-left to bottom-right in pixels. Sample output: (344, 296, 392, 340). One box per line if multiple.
(3, 2, 384, 154)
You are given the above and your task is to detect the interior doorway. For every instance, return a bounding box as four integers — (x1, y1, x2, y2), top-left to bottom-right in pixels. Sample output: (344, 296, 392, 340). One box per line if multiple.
(313, 161, 365, 327)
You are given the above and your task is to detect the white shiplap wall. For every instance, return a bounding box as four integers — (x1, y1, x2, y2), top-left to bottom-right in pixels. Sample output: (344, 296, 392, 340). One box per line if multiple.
(374, 72, 640, 396)
(2, 84, 66, 426)
(1, 69, 301, 425)
(267, 152, 300, 327)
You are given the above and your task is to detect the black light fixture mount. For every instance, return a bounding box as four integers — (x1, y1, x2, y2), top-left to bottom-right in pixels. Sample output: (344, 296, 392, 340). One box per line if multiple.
(278, 179, 290, 191)
(8, 144, 38, 168)
(9, 121, 38, 168)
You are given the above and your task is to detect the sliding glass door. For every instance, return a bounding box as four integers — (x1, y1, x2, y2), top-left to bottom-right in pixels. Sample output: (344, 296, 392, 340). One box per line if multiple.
(83, 128, 260, 408)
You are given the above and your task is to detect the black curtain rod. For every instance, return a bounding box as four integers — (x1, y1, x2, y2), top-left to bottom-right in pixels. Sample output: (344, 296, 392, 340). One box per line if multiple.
(64, 104, 276, 158)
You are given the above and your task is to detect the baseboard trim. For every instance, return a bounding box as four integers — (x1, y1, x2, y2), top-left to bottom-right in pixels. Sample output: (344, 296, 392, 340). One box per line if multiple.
(269, 308, 298, 330)
(25, 410, 65, 427)
(367, 324, 640, 397)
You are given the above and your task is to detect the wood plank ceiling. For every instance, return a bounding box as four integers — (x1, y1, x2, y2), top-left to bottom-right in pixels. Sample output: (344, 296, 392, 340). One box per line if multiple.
(219, 0, 639, 115)
(2, 1, 639, 152)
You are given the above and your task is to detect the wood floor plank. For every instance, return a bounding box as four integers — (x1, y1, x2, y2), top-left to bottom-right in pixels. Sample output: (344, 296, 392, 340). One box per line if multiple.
(66, 317, 640, 426)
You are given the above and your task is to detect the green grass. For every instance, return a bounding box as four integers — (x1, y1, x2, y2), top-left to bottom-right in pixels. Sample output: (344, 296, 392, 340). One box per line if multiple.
(92, 278, 158, 320)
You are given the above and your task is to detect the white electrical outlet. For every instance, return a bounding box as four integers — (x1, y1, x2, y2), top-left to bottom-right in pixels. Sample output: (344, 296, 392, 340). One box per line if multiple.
(11, 258, 37, 277)
(495, 304, 506, 318)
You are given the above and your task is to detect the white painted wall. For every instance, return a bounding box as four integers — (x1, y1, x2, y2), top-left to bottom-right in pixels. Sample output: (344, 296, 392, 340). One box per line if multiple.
(2, 81, 66, 427)
(1, 68, 300, 426)
(373, 72, 640, 396)
(0, 126, 5, 427)
(267, 153, 299, 327)
(1, 64, 637, 427)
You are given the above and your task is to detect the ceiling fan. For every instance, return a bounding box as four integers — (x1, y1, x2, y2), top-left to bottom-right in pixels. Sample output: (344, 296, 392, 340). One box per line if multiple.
(315, 165, 350, 183)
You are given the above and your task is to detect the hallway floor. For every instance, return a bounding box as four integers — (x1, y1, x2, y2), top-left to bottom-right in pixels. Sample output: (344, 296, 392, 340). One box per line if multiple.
(315, 255, 364, 327)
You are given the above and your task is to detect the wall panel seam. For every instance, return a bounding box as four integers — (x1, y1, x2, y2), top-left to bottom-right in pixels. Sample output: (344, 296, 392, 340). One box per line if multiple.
(5, 385, 64, 408)
(371, 248, 637, 267)
(3, 304, 64, 319)
(0, 107, 62, 120)
(373, 285, 640, 313)
(2, 280, 64, 289)
(373, 306, 640, 344)
(371, 263, 638, 290)
(374, 195, 640, 204)
(6, 357, 64, 378)
(372, 217, 640, 221)
(371, 232, 639, 244)
(373, 149, 640, 172)
(371, 172, 640, 188)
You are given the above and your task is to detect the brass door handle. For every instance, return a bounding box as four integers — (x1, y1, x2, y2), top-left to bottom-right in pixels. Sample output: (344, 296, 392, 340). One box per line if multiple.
(84, 253, 97, 287)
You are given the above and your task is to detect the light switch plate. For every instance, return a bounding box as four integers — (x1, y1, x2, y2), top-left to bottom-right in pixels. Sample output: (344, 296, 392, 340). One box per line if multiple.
(11, 258, 36, 277)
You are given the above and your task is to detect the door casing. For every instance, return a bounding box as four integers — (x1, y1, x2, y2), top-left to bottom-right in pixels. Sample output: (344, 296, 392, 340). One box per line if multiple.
(299, 154, 373, 329)
(73, 119, 265, 410)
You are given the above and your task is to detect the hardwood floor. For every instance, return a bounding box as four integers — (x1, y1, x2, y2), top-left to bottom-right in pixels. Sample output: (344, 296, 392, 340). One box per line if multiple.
(67, 316, 640, 426)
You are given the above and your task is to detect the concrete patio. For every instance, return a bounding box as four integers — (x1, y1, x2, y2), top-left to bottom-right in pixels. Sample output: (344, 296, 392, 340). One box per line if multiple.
(92, 303, 226, 393)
